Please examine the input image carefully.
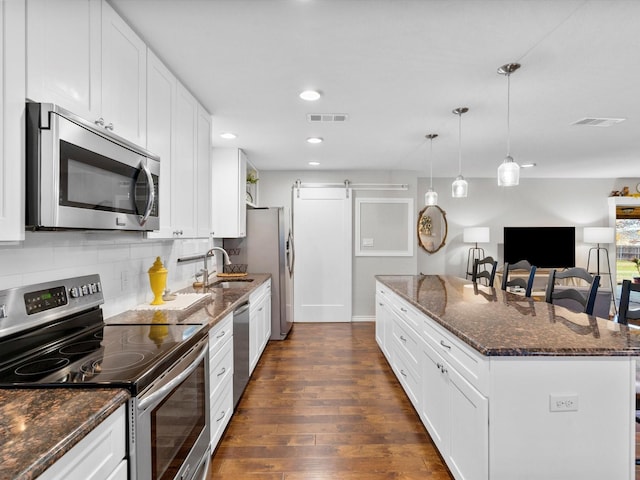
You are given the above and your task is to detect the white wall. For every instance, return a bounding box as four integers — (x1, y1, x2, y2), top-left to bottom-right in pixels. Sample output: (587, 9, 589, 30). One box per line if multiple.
(259, 170, 629, 319)
(0, 232, 215, 318)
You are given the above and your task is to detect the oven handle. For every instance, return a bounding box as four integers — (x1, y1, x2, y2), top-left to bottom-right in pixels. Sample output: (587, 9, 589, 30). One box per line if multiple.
(137, 161, 156, 227)
(138, 342, 207, 411)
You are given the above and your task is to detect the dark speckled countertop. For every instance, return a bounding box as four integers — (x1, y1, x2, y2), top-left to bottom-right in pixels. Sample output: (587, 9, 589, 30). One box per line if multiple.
(0, 388, 129, 480)
(105, 273, 270, 327)
(376, 274, 640, 357)
(0, 274, 270, 480)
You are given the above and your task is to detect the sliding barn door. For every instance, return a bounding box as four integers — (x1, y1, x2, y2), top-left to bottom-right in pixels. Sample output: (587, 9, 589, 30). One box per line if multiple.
(293, 187, 352, 322)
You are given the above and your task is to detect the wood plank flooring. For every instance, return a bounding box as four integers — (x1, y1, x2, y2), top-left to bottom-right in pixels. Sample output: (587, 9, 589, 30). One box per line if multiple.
(210, 322, 454, 479)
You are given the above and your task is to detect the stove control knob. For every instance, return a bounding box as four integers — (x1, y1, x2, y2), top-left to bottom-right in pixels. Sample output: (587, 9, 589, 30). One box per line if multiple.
(0, 304, 6, 318)
(70, 287, 81, 298)
(95, 282, 102, 293)
(81, 285, 89, 296)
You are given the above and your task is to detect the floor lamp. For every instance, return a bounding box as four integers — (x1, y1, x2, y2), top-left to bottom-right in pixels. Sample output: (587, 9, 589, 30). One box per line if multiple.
(584, 227, 617, 315)
(464, 227, 490, 279)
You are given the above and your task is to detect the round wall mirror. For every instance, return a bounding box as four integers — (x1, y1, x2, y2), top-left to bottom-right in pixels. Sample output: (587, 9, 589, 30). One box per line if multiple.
(417, 205, 448, 254)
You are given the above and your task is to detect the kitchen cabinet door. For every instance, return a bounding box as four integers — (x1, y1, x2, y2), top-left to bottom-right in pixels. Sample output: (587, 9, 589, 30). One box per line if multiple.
(420, 339, 448, 452)
(196, 104, 213, 238)
(211, 147, 247, 238)
(145, 49, 177, 239)
(171, 82, 198, 238)
(0, 0, 25, 241)
(249, 281, 271, 374)
(101, 0, 147, 146)
(26, 0, 101, 121)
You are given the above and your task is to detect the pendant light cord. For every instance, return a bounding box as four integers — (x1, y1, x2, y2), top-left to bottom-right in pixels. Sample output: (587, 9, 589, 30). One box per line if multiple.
(506, 73, 511, 156)
(429, 137, 434, 188)
(458, 111, 462, 175)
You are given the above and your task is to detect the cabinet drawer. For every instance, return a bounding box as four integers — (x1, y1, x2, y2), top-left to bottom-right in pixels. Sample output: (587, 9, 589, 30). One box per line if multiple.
(210, 337, 233, 399)
(393, 297, 421, 333)
(210, 379, 233, 450)
(422, 317, 489, 395)
(249, 280, 270, 306)
(209, 312, 233, 353)
(392, 313, 420, 369)
(392, 337, 420, 410)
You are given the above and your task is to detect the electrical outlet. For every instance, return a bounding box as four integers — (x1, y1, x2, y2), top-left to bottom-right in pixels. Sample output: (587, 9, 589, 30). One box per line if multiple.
(549, 394, 579, 412)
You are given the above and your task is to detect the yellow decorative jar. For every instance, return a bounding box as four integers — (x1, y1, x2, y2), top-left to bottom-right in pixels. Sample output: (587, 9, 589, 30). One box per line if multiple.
(148, 257, 168, 305)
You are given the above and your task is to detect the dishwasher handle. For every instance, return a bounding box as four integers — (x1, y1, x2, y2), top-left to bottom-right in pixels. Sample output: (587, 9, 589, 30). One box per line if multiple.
(234, 302, 250, 315)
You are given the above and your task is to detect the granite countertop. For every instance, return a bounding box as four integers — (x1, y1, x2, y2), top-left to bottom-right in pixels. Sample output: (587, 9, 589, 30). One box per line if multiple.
(376, 274, 640, 357)
(0, 388, 129, 480)
(1, 273, 270, 479)
(105, 273, 271, 327)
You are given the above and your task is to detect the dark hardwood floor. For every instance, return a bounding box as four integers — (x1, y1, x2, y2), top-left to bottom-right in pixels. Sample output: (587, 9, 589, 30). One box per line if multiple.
(209, 322, 453, 479)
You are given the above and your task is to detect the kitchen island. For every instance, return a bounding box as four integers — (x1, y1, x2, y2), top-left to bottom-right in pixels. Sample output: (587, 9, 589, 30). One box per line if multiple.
(376, 274, 640, 480)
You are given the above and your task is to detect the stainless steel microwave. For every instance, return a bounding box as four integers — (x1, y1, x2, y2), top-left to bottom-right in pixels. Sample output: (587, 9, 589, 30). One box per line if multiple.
(26, 103, 160, 231)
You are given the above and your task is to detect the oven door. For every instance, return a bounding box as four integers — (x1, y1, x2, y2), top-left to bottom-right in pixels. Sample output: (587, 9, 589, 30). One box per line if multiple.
(132, 338, 210, 480)
(28, 103, 160, 231)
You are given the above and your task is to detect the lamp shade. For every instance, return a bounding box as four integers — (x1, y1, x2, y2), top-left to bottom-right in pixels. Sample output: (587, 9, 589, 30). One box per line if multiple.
(464, 227, 490, 244)
(583, 227, 614, 244)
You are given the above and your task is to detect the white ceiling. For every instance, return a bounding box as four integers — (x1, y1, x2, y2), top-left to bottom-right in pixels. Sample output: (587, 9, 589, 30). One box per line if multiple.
(110, 0, 640, 179)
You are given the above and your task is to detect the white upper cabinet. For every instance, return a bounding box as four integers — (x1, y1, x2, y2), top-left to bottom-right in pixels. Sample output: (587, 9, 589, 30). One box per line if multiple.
(0, 0, 26, 241)
(171, 82, 198, 238)
(27, 0, 146, 147)
(26, 0, 102, 121)
(196, 104, 213, 238)
(211, 148, 247, 238)
(101, 0, 146, 146)
(145, 49, 176, 239)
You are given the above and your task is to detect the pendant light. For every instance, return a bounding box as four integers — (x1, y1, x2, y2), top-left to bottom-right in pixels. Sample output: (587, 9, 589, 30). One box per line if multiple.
(451, 107, 469, 198)
(424, 133, 438, 206)
(497, 62, 521, 186)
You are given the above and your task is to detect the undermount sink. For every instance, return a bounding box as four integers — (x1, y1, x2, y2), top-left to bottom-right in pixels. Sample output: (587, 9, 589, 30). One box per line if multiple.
(209, 279, 254, 289)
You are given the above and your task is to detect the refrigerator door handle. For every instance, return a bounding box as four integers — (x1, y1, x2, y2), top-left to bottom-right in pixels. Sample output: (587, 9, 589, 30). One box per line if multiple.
(286, 229, 295, 277)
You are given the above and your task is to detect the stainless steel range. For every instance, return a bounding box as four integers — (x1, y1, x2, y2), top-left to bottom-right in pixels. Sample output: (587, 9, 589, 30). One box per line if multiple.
(0, 274, 211, 480)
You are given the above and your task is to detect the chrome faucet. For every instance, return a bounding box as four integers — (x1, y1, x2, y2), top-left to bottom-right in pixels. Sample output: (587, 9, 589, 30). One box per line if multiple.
(200, 247, 232, 287)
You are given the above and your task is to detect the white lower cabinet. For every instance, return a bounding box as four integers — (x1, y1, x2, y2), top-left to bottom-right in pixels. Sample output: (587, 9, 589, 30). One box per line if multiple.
(421, 337, 488, 480)
(37, 405, 126, 480)
(209, 312, 234, 452)
(374, 285, 394, 361)
(249, 279, 271, 374)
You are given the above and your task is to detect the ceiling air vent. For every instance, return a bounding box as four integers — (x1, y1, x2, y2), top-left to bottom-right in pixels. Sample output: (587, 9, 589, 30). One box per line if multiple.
(571, 117, 626, 127)
(307, 113, 349, 123)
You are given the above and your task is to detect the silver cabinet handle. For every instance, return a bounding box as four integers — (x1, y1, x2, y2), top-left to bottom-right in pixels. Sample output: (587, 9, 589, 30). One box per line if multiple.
(216, 330, 226, 339)
(105, 122, 114, 131)
(378, 302, 384, 306)
(94, 117, 105, 126)
(217, 367, 226, 377)
(400, 335, 407, 343)
(400, 307, 408, 313)
(215, 410, 226, 422)
(400, 369, 407, 377)
(173, 230, 183, 236)
(440, 340, 451, 350)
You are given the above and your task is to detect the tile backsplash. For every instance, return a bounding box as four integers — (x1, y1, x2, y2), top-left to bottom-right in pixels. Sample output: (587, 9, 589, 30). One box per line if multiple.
(0, 232, 219, 319)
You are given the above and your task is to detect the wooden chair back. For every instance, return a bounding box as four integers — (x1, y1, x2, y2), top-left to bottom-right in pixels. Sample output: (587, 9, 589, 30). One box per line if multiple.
(618, 279, 640, 325)
(501, 259, 537, 297)
(472, 256, 498, 287)
(544, 267, 600, 315)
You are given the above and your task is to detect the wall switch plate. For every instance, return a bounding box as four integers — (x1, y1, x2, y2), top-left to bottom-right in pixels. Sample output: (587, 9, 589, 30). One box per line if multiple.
(549, 394, 579, 412)
(362, 238, 374, 247)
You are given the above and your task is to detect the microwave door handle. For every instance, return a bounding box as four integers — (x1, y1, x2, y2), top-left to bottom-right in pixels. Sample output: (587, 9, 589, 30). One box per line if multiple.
(137, 162, 155, 226)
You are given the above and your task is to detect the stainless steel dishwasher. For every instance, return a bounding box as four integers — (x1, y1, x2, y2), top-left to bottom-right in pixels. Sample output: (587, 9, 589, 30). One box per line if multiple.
(232, 301, 250, 408)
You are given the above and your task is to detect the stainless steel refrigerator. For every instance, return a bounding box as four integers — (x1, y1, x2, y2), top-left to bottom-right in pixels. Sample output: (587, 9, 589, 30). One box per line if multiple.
(224, 207, 294, 340)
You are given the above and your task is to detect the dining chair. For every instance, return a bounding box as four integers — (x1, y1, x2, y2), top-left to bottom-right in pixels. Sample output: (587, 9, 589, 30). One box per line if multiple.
(501, 260, 537, 297)
(544, 267, 600, 316)
(472, 256, 498, 287)
(617, 279, 640, 325)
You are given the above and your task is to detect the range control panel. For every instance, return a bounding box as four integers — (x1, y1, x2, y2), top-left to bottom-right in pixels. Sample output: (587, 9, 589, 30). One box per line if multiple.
(0, 274, 104, 339)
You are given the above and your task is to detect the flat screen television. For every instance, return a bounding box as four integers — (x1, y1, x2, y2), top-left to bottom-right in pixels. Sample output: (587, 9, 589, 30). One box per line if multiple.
(503, 226, 575, 268)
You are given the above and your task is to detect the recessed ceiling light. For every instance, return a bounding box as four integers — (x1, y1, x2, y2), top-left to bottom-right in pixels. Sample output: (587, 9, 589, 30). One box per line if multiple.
(521, 163, 537, 168)
(299, 90, 321, 101)
(306, 137, 323, 144)
(308, 161, 320, 166)
(220, 132, 237, 139)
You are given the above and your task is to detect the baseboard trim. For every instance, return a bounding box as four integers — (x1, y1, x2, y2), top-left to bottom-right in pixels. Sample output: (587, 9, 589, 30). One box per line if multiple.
(352, 315, 375, 323)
